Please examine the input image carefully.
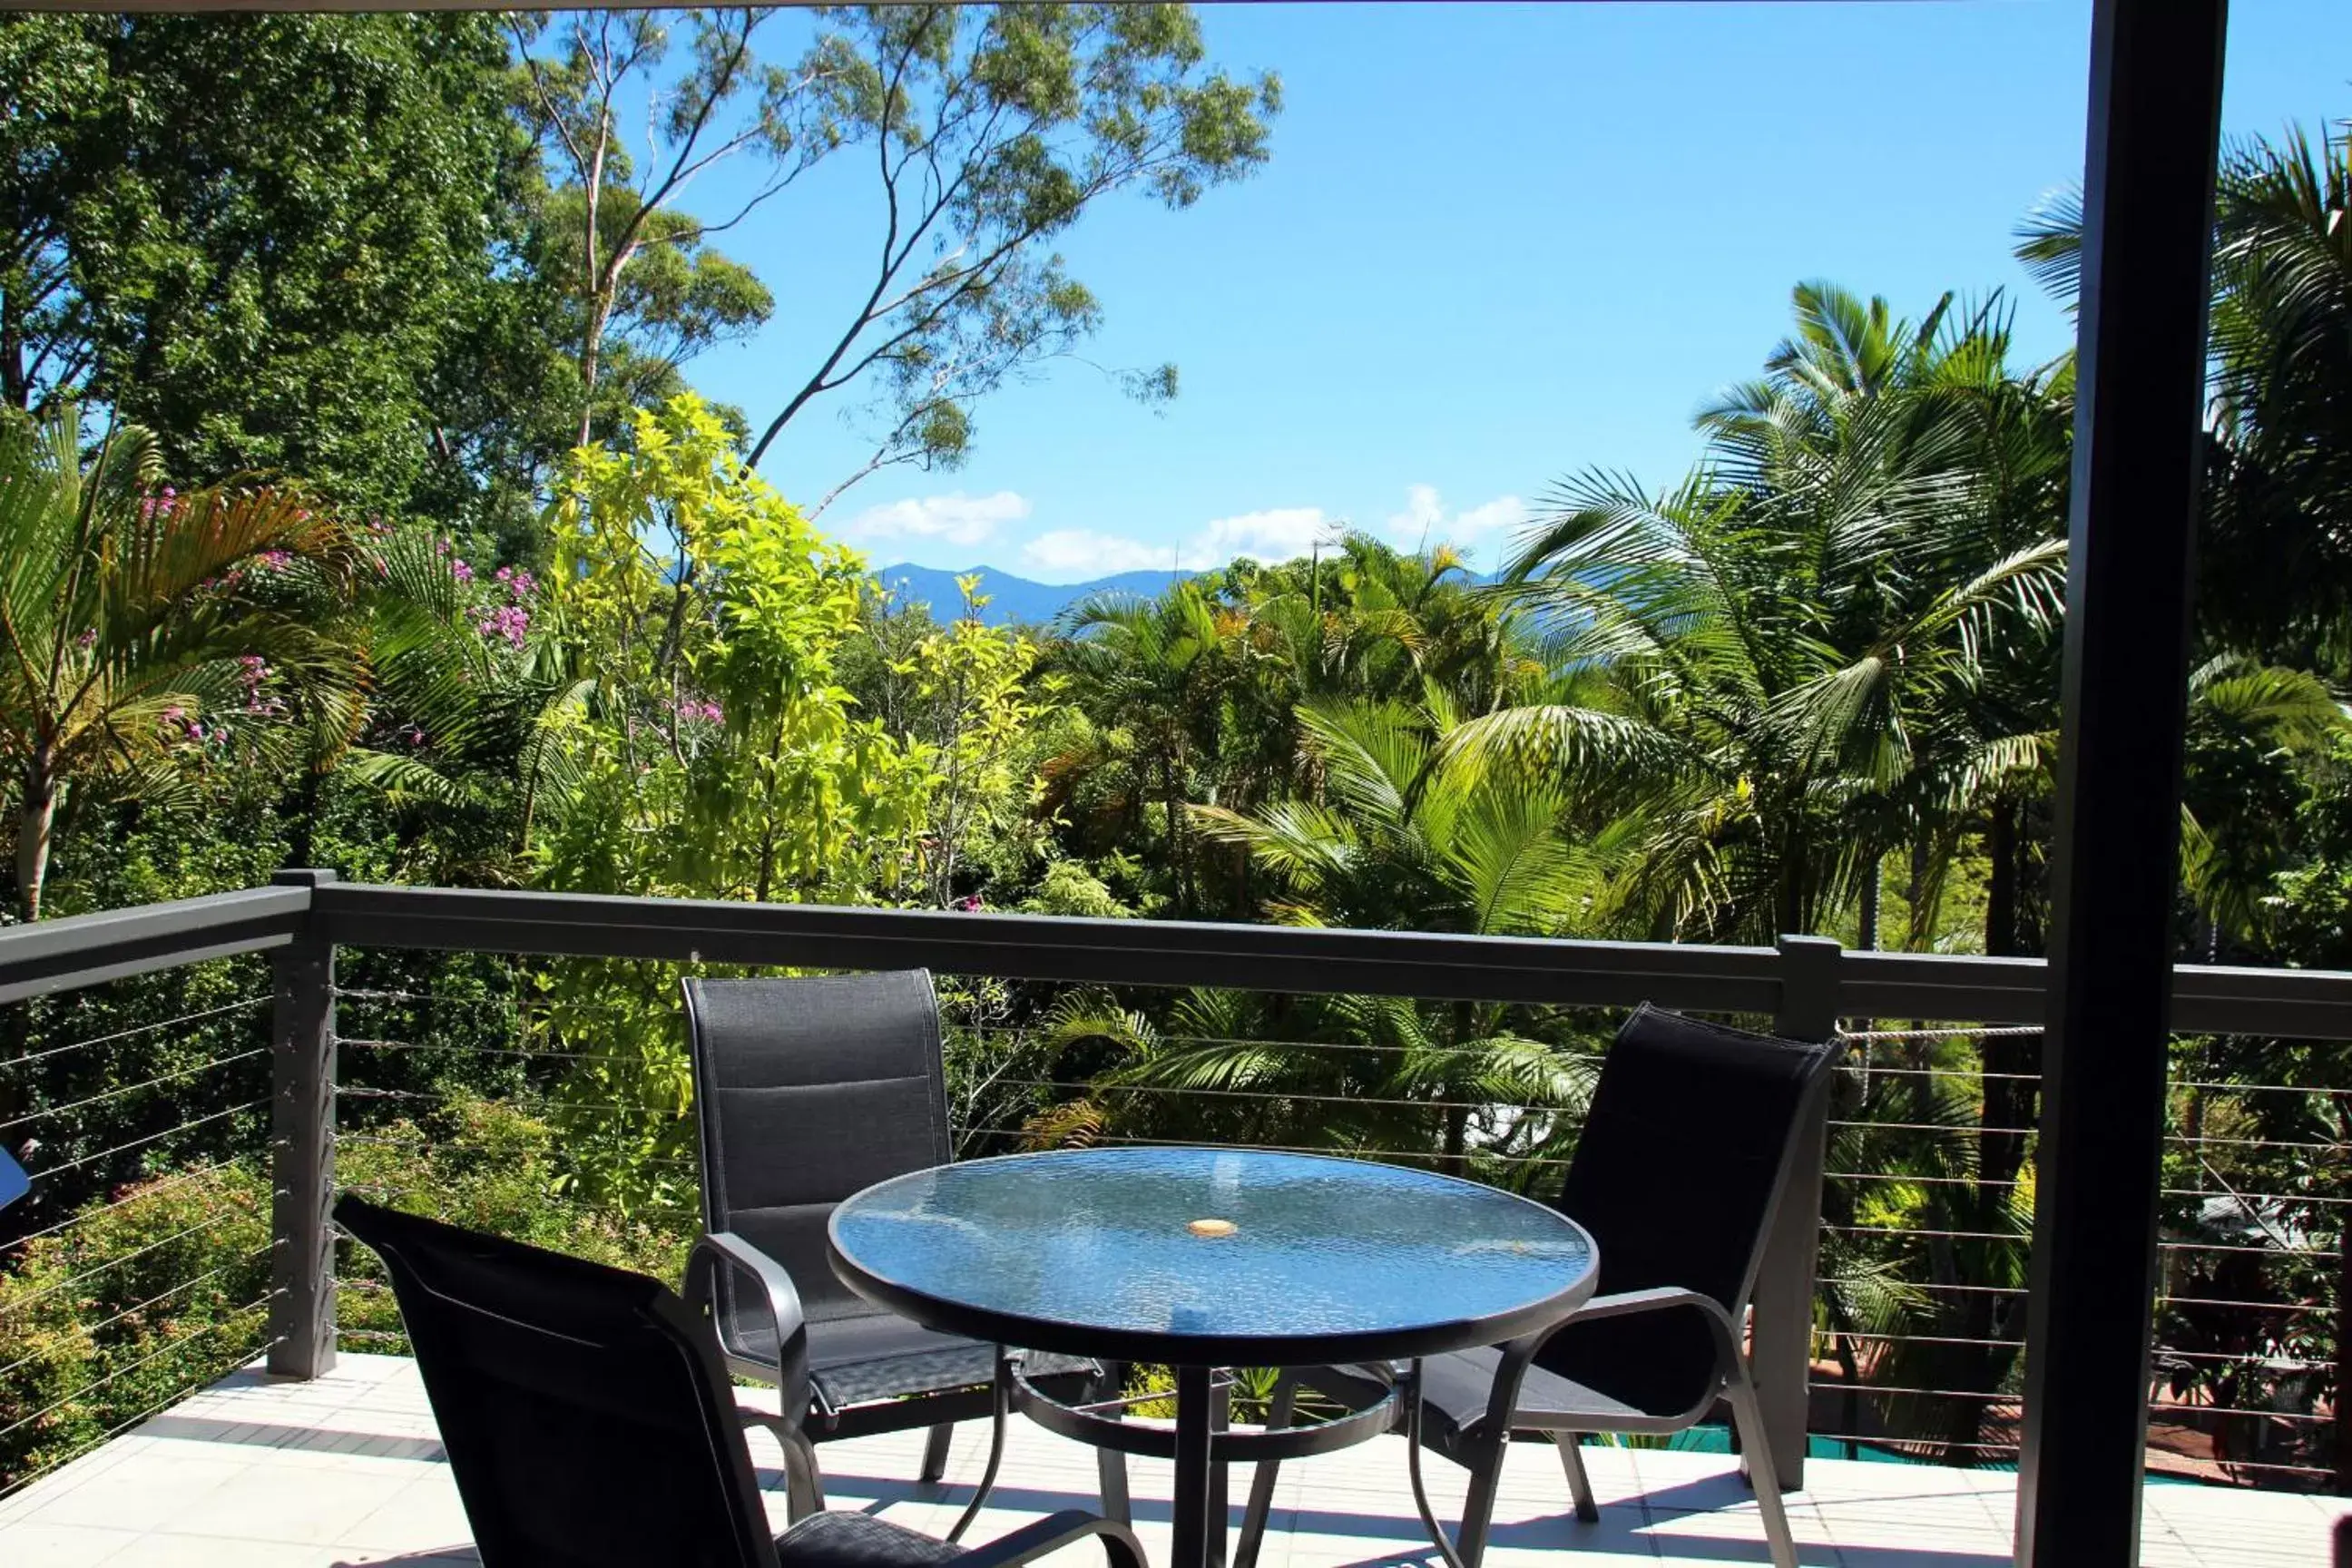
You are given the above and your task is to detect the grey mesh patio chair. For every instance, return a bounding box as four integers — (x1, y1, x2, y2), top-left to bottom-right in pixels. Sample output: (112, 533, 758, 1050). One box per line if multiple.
(681, 972, 1128, 1529)
(1236, 1004, 1840, 1568)
(333, 1194, 1147, 1568)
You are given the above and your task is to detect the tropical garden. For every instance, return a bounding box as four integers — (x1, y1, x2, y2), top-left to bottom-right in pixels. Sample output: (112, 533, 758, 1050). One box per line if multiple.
(2, 5, 2350, 1498)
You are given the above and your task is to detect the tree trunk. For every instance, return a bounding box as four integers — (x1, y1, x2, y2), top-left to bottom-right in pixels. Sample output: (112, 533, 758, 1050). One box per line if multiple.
(1, 292, 24, 410)
(1777, 835, 1807, 937)
(1164, 765, 1186, 915)
(1904, 835, 1940, 952)
(1857, 855, 1881, 952)
(1985, 799, 2019, 958)
(16, 751, 58, 921)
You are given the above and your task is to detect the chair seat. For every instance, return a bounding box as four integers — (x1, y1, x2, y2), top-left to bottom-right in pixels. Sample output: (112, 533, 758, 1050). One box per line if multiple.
(778, 1509, 970, 1568)
(726, 1302, 1096, 1411)
(1301, 1349, 1656, 1451)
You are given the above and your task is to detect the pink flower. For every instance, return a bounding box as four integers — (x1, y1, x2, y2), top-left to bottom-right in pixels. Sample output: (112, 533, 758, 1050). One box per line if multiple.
(451, 559, 475, 583)
(256, 551, 290, 572)
(953, 895, 985, 913)
(75, 629, 94, 648)
(475, 604, 529, 650)
(161, 706, 184, 725)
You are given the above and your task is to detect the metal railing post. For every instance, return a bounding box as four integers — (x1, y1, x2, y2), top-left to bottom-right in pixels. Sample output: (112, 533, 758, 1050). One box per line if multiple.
(1751, 933, 1840, 1490)
(267, 868, 338, 1378)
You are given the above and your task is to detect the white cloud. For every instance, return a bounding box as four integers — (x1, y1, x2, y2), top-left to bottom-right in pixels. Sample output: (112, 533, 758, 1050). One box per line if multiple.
(1005, 488, 1525, 584)
(1023, 529, 1174, 578)
(840, 490, 1031, 548)
(1382, 485, 1525, 553)
(1191, 506, 1338, 566)
(1017, 507, 1337, 583)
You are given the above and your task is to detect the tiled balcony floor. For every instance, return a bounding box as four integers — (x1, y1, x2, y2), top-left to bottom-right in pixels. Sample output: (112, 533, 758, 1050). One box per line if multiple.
(0, 1355, 2339, 1567)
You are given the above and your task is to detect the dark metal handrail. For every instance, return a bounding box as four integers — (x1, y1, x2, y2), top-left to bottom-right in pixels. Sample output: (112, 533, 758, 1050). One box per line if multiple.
(7, 877, 2352, 1036)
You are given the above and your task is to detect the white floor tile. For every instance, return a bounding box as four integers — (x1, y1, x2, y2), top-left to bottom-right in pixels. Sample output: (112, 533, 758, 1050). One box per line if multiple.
(0, 1521, 142, 1567)
(3, 1355, 2339, 1568)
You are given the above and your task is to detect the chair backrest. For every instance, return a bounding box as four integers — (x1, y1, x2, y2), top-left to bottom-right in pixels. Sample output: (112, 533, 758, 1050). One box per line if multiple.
(1538, 1004, 1840, 1417)
(332, 1194, 779, 1568)
(681, 972, 951, 1323)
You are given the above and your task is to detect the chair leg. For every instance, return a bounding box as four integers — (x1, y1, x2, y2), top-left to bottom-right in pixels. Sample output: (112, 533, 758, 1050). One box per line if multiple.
(949, 1354, 1014, 1544)
(1724, 1365, 1800, 1568)
(919, 1422, 955, 1485)
(1452, 1433, 1505, 1568)
(1550, 1432, 1600, 1524)
(1233, 1376, 1295, 1568)
(779, 1426, 826, 1522)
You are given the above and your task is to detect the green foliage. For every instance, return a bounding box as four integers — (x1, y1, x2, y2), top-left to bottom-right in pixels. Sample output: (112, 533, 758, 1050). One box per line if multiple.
(0, 1163, 272, 1485)
(334, 1097, 694, 1355)
(1, 15, 527, 519)
(0, 403, 365, 917)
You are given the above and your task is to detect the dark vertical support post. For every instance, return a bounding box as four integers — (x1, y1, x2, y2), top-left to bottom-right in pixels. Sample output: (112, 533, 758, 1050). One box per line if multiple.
(1208, 1373, 1232, 1568)
(2018, 2, 2227, 1562)
(268, 868, 338, 1378)
(1752, 934, 1840, 1490)
(1171, 1363, 1215, 1568)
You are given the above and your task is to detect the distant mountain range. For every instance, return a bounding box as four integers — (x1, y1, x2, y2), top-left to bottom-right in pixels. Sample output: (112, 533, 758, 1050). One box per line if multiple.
(873, 564, 1191, 625)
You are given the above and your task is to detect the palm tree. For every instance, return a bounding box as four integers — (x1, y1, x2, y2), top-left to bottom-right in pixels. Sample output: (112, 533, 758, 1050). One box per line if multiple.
(1054, 583, 1230, 914)
(2017, 119, 2352, 675)
(1182, 695, 1621, 1165)
(1469, 466, 2063, 942)
(323, 525, 585, 881)
(0, 405, 362, 917)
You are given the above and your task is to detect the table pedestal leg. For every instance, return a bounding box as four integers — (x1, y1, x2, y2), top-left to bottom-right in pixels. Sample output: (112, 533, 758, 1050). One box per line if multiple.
(1209, 1373, 1231, 1568)
(1172, 1364, 1215, 1568)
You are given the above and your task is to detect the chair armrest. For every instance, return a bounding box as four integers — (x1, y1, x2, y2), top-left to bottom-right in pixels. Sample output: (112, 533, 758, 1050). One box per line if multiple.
(1554, 1286, 1750, 1426)
(685, 1231, 811, 1416)
(1568, 1287, 1735, 1330)
(957, 1509, 1148, 1568)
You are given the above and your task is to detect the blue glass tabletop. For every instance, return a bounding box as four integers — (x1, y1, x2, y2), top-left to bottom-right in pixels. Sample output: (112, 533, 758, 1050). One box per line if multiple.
(828, 1147, 1599, 1365)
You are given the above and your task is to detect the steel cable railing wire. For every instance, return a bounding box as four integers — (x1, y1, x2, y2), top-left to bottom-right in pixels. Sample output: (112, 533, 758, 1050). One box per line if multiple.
(0, 982, 281, 1498)
(19, 965, 2317, 1497)
(1813, 1018, 2352, 1488)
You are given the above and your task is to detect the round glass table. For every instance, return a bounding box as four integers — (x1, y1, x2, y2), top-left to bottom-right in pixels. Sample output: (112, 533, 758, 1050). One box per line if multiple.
(828, 1147, 1599, 1568)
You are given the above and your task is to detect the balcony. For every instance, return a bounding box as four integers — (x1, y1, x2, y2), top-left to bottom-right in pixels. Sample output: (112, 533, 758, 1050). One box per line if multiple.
(2, 877, 2350, 1565)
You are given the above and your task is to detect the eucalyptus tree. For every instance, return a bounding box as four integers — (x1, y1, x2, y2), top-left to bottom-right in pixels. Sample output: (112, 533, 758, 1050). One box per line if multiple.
(737, 5, 1281, 500)
(514, 5, 1280, 502)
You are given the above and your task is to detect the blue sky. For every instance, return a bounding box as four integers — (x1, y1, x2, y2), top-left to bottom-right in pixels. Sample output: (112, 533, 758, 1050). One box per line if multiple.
(682, 2, 2352, 583)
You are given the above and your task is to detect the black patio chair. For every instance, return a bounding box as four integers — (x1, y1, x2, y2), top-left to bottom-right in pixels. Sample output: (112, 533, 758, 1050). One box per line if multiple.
(1237, 1004, 1840, 1568)
(681, 972, 1127, 1529)
(332, 1195, 1148, 1568)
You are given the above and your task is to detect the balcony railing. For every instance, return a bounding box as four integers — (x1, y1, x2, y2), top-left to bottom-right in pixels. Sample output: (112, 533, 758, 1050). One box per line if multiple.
(5, 868, 2350, 1502)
